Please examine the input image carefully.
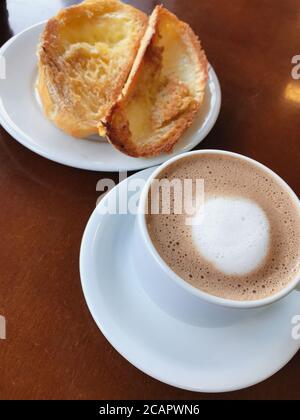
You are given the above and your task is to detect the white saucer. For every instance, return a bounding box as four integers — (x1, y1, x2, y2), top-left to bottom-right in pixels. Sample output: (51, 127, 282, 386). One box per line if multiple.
(0, 22, 221, 172)
(80, 168, 300, 393)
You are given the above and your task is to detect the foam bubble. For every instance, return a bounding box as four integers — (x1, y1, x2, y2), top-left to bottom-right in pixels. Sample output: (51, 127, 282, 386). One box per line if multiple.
(192, 197, 270, 275)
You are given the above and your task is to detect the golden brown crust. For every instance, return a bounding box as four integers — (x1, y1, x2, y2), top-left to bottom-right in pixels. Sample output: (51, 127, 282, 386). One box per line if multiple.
(102, 5, 208, 157)
(37, 0, 147, 138)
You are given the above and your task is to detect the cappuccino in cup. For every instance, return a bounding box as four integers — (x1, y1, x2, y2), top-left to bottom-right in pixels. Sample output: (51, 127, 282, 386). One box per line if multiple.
(146, 152, 300, 301)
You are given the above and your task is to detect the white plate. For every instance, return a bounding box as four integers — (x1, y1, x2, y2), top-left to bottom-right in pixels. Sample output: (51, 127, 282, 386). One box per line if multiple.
(0, 22, 221, 172)
(80, 168, 300, 392)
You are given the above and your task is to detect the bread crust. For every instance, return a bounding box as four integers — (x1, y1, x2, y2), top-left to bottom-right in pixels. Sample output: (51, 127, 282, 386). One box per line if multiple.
(37, 0, 147, 138)
(102, 5, 208, 157)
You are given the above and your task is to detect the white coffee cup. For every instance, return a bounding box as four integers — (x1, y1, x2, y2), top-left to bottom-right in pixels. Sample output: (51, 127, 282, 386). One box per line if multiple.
(133, 150, 300, 310)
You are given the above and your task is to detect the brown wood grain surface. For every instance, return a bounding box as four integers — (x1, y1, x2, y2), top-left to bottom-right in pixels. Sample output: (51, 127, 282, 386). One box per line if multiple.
(0, 0, 299, 400)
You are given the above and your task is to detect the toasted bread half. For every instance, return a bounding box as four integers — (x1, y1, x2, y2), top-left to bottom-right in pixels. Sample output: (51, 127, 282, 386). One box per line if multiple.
(37, 0, 147, 138)
(100, 5, 208, 157)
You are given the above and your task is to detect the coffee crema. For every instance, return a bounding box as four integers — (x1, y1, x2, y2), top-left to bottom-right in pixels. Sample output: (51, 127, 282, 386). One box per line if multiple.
(146, 154, 300, 301)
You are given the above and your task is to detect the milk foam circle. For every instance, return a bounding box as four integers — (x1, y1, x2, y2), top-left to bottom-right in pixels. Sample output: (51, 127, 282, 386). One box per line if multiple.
(192, 197, 270, 275)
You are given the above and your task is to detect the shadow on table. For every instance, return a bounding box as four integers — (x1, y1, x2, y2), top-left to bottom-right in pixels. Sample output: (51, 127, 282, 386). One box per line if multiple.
(0, 1, 13, 45)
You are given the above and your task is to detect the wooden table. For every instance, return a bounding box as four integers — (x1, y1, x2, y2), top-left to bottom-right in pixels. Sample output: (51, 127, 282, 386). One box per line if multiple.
(0, 0, 299, 400)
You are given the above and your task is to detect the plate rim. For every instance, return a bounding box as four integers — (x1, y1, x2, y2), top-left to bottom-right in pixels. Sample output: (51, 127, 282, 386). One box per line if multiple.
(0, 21, 221, 172)
(80, 168, 300, 393)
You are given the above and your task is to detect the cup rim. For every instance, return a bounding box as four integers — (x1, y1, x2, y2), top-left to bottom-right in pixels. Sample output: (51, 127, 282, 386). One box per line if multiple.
(138, 149, 300, 309)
